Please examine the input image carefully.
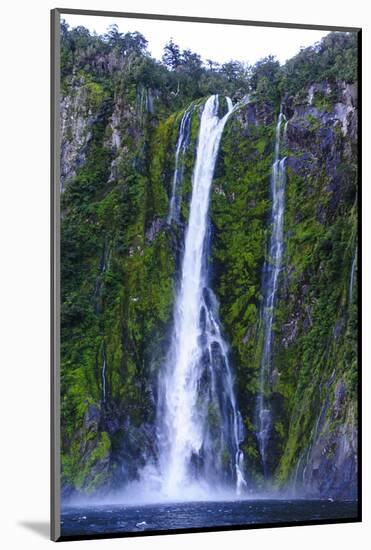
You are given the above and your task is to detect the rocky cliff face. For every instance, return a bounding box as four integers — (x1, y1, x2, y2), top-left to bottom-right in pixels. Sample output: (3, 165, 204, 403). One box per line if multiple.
(280, 81, 358, 499)
(209, 79, 358, 498)
(59, 28, 358, 500)
(61, 78, 97, 191)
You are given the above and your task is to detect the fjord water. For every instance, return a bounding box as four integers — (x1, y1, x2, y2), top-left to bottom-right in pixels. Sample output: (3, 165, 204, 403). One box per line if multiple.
(156, 95, 247, 499)
(256, 112, 287, 478)
(61, 499, 358, 536)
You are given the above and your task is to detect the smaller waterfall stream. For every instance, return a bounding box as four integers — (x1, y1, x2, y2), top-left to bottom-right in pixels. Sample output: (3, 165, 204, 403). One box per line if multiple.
(349, 246, 357, 303)
(256, 111, 287, 478)
(167, 105, 194, 224)
(101, 351, 107, 404)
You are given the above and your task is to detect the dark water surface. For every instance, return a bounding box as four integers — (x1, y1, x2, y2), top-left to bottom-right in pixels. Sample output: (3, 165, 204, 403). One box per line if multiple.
(61, 499, 358, 537)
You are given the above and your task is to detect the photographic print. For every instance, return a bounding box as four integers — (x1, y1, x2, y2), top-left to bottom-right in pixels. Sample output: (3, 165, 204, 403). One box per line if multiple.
(51, 9, 360, 541)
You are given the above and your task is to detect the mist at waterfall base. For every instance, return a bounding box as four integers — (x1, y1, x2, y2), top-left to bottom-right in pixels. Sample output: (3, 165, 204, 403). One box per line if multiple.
(61, 96, 357, 535)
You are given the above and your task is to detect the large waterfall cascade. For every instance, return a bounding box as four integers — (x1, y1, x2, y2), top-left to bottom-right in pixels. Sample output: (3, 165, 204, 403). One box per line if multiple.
(256, 111, 287, 479)
(156, 95, 247, 499)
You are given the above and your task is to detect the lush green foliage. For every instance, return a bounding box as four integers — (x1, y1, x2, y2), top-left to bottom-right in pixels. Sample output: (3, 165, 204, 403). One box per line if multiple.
(60, 21, 358, 495)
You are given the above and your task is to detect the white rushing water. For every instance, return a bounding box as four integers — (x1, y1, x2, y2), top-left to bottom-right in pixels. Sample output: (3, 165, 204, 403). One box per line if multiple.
(256, 112, 287, 478)
(167, 105, 194, 224)
(156, 95, 247, 499)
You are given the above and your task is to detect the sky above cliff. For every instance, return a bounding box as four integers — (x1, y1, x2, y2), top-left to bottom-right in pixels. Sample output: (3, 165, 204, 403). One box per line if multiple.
(62, 13, 330, 66)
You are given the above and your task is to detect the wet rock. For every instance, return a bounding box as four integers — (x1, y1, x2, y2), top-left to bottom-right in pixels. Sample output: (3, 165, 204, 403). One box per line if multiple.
(271, 368, 281, 386)
(333, 381, 346, 415)
(333, 318, 344, 339)
(297, 387, 357, 500)
(146, 218, 166, 243)
(60, 84, 95, 190)
(84, 404, 101, 431)
(281, 316, 299, 348)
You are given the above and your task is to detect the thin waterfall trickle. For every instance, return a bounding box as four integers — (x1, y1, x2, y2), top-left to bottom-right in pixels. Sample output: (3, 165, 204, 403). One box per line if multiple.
(167, 105, 194, 224)
(101, 350, 107, 404)
(256, 111, 287, 479)
(349, 246, 357, 303)
(283, 119, 289, 142)
(156, 95, 247, 499)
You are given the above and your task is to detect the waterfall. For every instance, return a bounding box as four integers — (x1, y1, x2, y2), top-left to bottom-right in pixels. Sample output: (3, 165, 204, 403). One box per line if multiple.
(101, 351, 107, 404)
(167, 106, 194, 224)
(256, 112, 287, 479)
(349, 246, 357, 303)
(156, 95, 247, 499)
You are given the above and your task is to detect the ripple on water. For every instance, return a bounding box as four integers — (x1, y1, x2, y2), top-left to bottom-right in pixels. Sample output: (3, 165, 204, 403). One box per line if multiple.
(61, 499, 358, 537)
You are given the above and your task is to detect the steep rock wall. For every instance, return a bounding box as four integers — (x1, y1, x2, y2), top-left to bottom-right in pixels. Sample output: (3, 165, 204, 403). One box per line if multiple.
(60, 57, 358, 499)
(211, 80, 358, 498)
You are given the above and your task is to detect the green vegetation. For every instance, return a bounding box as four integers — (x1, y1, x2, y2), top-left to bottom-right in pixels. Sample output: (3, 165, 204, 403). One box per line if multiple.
(60, 21, 358, 496)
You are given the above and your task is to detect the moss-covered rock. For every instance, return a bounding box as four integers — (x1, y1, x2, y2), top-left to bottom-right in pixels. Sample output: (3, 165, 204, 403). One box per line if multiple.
(60, 22, 358, 499)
